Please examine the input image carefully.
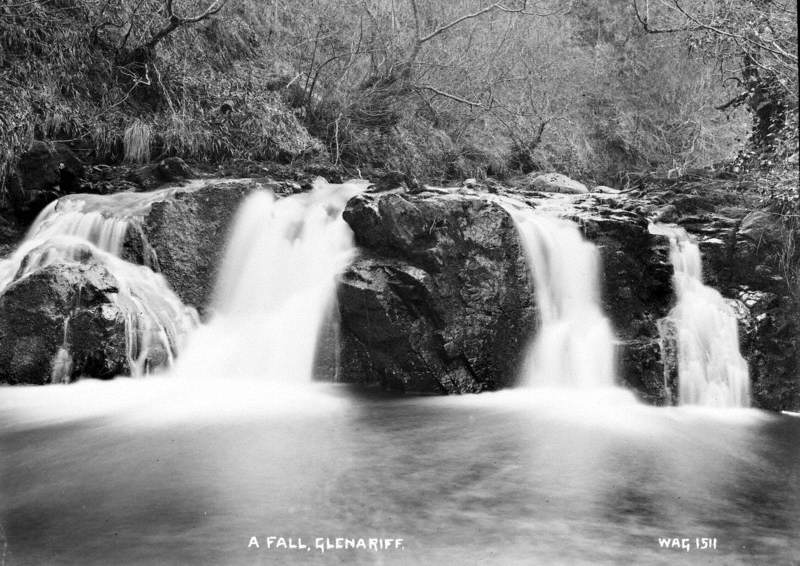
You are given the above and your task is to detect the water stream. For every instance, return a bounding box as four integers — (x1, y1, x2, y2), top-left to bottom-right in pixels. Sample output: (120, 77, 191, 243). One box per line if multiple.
(650, 224, 750, 407)
(500, 200, 617, 389)
(0, 187, 199, 377)
(0, 184, 795, 565)
(173, 179, 367, 382)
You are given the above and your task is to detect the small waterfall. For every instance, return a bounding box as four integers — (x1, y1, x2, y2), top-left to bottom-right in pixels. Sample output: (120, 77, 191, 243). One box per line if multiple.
(650, 224, 750, 407)
(0, 188, 198, 377)
(174, 178, 367, 381)
(500, 200, 617, 388)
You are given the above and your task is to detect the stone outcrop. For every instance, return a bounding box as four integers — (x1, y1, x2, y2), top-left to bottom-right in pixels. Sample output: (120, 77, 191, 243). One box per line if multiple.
(122, 180, 261, 316)
(0, 261, 128, 384)
(336, 190, 537, 393)
(0, 169, 795, 410)
(125, 157, 194, 190)
(6, 141, 85, 216)
(332, 181, 797, 410)
(563, 195, 675, 404)
(527, 173, 588, 194)
(628, 178, 800, 411)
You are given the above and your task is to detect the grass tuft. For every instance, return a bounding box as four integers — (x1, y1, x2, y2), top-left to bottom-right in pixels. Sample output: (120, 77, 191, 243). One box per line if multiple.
(123, 120, 152, 163)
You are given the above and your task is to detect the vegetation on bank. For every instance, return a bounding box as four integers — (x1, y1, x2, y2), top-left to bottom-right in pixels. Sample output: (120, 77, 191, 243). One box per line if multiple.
(2, 0, 795, 290)
(1, 0, 796, 183)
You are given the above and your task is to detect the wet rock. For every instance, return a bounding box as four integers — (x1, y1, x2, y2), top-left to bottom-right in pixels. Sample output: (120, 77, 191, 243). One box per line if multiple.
(126, 157, 193, 190)
(652, 204, 679, 223)
(735, 289, 800, 411)
(337, 191, 536, 393)
(7, 141, 84, 215)
(619, 339, 671, 405)
(548, 195, 674, 401)
(0, 262, 127, 384)
(129, 180, 258, 316)
(156, 157, 193, 182)
(369, 170, 422, 193)
(571, 198, 673, 341)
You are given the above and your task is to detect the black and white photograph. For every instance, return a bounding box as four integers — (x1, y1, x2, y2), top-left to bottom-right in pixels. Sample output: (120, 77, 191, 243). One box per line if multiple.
(0, 0, 798, 564)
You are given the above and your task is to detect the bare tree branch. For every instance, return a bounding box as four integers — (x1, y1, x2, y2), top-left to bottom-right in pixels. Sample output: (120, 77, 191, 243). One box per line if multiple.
(632, 0, 698, 34)
(144, 0, 227, 50)
(418, 2, 504, 44)
(669, 1, 797, 63)
(415, 84, 485, 108)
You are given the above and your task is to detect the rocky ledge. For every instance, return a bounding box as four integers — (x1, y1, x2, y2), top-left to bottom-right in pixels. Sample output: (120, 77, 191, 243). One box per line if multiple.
(335, 190, 536, 393)
(0, 173, 796, 411)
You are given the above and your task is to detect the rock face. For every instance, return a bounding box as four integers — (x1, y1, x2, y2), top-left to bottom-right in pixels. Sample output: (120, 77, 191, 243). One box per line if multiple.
(125, 157, 194, 190)
(331, 181, 797, 411)
(7, 141, 84, 216)
(736, 290, 799, 411)
(627, 178, 800, 411)
(123, 181, 258, 316)
(0, 262, 127, 384)
(0, 169, 795, 410)
(564, 196, 675, 404)
(336, 190, 537, 393)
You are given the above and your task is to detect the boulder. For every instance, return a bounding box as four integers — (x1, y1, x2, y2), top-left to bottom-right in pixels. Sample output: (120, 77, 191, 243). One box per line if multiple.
(736, 289, 800, 411)
(529, 173, 588, 194)
(125, 181, 258, 316)
(0, 262, 127, 384)
(336, 191, 537, 393)
(652, 204, 679, 223)
(156, 157, 193, 182)
(7, 141, 84, 215)
(728, 210, 788, 291)
(369, 170, 422, 193)
(738, 210, 784, 245)
(619, 339, 672, 405)
(126, 157, 193, 190)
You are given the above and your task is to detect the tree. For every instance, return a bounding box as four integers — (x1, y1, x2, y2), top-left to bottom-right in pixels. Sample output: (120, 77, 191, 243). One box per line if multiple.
(632, 0, 798, 159)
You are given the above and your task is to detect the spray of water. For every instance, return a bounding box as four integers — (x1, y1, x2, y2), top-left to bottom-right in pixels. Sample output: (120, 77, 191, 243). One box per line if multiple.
(498, 198, 617, 388)
(0, 188, 198, 378)
(173, 178, 367, 381)
(650, 223, 750, 407)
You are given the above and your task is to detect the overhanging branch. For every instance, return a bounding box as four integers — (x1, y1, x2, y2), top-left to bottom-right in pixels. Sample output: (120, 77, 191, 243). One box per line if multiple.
(144, 0, 227, 50)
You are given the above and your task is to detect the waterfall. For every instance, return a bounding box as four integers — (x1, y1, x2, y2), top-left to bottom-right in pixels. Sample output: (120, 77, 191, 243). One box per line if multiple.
(174, 178, 367, 381)
(0, 188, 198, 376)
(650, 224, 750, 407)
(499, 200, 617, 388)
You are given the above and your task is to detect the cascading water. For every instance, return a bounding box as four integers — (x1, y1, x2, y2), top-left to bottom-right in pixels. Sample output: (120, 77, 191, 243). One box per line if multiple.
(650, 223, 750, 407)
(499, 198, 617, 388)
(174, 178, 367, 381)
(0, 188, 198, 378)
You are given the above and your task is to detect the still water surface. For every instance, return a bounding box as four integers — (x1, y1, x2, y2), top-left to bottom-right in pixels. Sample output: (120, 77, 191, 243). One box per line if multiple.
(1, 379, 798, 565)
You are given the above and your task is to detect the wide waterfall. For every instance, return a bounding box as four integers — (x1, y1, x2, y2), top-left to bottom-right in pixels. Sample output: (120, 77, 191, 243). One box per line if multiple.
(499, 200, 617, 388)
(650, 223, 750, 407)
(0, 188, 198, 378)
(173, 178, 367, 381)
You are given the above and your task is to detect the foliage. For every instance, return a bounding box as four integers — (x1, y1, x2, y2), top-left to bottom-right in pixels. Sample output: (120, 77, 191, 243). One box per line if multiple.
(1, 0, 794, 194)
(632, 0, 799, 163)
